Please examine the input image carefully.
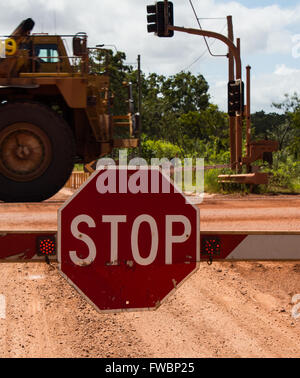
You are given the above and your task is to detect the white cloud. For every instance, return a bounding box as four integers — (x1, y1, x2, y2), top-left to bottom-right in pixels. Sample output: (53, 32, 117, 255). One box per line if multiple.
(193, 1, 300, 55)
(0, 0, 297, 68)
(210, 63, 300, 112)
(0, 0, 300, 111)
(274, 64, 300, 76)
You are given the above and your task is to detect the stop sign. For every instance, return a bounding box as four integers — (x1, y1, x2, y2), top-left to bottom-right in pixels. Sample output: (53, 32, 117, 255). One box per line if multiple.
(58, 167, 199, 312)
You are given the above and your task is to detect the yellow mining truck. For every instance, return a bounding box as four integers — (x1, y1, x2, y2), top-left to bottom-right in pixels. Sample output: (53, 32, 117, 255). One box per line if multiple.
(0, 19, 138, 202)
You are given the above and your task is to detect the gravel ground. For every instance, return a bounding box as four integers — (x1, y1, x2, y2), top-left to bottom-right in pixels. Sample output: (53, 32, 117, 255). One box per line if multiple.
(0, 191, 299, 358)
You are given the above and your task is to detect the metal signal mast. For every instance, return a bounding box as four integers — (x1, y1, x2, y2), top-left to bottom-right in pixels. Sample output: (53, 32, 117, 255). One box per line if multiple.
(146, 1, 278, 186)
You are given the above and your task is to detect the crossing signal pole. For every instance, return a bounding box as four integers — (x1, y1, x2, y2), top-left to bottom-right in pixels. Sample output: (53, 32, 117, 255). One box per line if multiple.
(227, 15, 236, 171)
(146, 3, 278, 184)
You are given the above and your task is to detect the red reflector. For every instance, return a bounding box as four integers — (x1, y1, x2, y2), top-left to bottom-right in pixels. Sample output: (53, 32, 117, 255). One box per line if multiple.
(37, 236, 56, 256)
(201, 236, 221, 257)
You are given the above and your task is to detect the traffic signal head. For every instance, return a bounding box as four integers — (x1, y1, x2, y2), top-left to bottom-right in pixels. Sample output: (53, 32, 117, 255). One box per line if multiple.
(146, 1, 174, 37)
(147, 5, 157, 33)
(228, 80, 244, 116)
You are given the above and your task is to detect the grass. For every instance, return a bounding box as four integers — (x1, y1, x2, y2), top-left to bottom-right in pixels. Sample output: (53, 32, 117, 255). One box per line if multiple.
(204, 168, 300, 195)
(73, 164, 84, 171)
(73, 157, 300, 195)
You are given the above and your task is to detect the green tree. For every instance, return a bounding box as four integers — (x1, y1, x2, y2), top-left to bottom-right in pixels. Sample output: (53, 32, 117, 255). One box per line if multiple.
(89, 48, 134, 116)
(161, 71, 210, 113)
(272, 93, 300, 154)
(88, 49, 230, 162)
(140, 71, 211, 142)
(251, 110, 286, 142)
(178, 104, 228, 140)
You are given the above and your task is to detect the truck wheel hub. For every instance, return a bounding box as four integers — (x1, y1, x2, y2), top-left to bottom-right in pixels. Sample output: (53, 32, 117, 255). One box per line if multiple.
(0, 123, 52, 182)
(16, 145, 31, 160)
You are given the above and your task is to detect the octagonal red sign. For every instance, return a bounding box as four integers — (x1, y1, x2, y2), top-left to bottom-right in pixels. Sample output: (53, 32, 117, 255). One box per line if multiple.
(58, 167, 199, 312)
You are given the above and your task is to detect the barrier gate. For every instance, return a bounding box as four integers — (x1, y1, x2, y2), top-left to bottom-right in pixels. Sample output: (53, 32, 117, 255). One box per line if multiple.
(0, 231, 299, 263)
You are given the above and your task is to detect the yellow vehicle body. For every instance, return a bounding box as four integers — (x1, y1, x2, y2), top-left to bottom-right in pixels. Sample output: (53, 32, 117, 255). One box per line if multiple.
(0, 19, 138, 202)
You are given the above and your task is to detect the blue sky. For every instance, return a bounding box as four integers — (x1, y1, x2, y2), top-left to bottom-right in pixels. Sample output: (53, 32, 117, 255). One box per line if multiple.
(0, 0, 300, 113)
(179, 0, 300, 112)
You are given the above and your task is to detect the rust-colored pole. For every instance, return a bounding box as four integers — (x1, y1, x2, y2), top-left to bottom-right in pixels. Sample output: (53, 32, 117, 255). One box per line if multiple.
(235, 116, 242, 173)
(246, 65, 251, 160)
(227, 16, 236, 171)
(164, 0, 169, 36)
(168, 23, 243, 171)
(138, 54, 142, 154)
(169, 25, 242, 79)
(235, 38, 242, 173)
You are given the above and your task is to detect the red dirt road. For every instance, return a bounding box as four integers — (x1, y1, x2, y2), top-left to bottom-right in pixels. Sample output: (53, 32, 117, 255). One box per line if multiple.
(0, 191, 299, 358)
(1, 191, 299, 232)
(199, 194, 300, 231)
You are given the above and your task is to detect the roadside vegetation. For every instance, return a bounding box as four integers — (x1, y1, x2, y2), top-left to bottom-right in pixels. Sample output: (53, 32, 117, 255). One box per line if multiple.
(90, 49, 300, 194)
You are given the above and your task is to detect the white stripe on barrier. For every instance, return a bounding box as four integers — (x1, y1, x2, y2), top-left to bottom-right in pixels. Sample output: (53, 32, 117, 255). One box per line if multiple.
(228, 235, 300, 260)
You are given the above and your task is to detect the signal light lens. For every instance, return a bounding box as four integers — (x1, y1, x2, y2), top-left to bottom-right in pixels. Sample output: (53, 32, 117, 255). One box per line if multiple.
(201, 236, 221, 257)
(147, 5, 156, 13)
(37, 236, 56, 256)
(147, 24, 157, 33)
(147, 14, 157, 23)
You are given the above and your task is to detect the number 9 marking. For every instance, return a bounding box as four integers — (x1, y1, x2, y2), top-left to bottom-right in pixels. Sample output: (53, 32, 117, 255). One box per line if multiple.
(5, 38, 17, 56)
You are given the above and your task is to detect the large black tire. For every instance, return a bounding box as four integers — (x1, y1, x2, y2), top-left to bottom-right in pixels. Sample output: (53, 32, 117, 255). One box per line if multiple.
(0, 102, 75, 202)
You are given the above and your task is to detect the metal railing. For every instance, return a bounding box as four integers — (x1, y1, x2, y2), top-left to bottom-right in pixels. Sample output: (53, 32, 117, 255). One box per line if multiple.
(64, 171, 91, 189)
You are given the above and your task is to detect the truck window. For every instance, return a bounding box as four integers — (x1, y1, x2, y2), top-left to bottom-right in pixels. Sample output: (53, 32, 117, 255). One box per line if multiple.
(34, 44, 60, 63)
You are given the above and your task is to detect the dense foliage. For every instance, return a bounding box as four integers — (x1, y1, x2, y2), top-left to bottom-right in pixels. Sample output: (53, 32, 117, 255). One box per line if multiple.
(91, 49, 300, 193)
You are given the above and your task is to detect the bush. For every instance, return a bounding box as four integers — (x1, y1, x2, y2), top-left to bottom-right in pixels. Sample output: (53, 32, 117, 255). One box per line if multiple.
(141, 139, 182, 162)
(264, 161, 300, 192)
(204, 169, 222, 193)
(257, 152, 299, 192)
